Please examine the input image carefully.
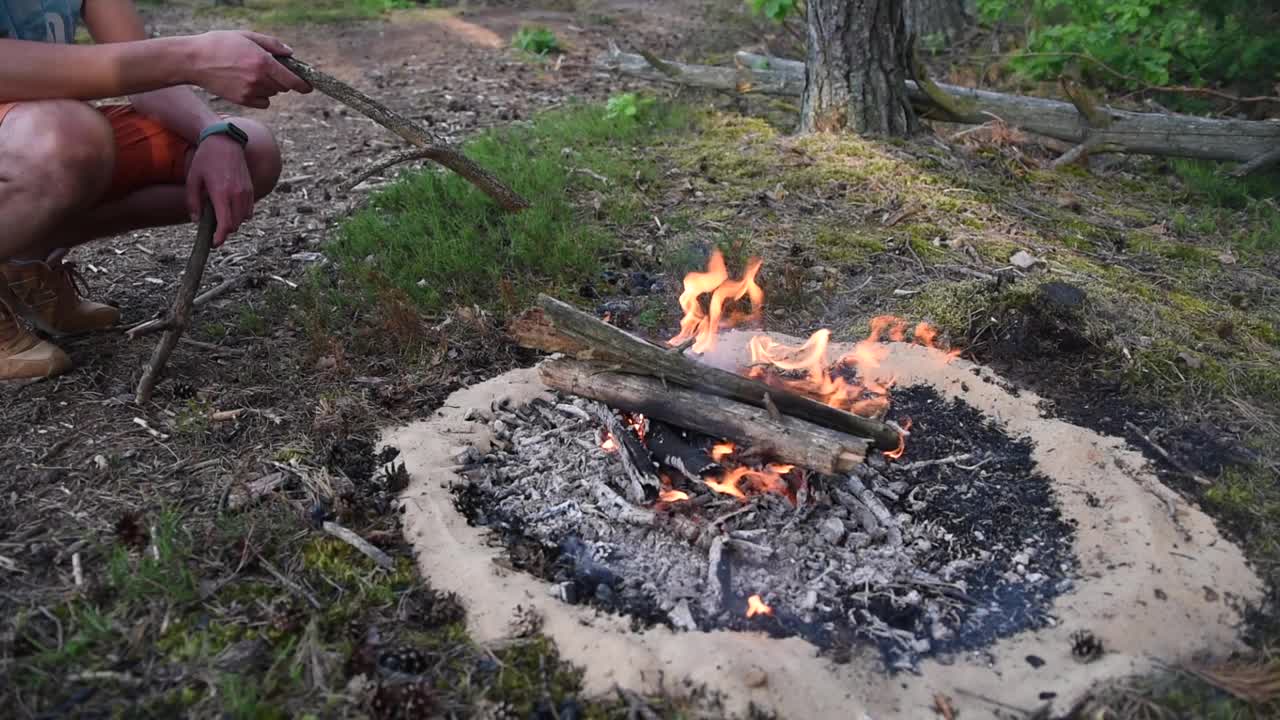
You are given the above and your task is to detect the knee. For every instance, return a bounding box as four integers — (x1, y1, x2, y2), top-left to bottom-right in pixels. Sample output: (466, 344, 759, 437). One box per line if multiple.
(4, 101, 115, 208)
(228, 118, 282, 199)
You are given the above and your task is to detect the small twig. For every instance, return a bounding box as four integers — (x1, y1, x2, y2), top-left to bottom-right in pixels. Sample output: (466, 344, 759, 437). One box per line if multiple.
(667, 337, 697, 355)
(68, 671, 143, 686)
(71, 552, 83, 588)
(275, 56, 529, 212)
(133, 204, 215, 403)
(321, 521, 396, 570)
(125, 272, 252, 338)
(258, 555, 322, 609)
(345, 148, 435, 191)
(1124, 421, 1211, 485)
(1230, 146, 1280, 178)
(895, 453, 975, 472)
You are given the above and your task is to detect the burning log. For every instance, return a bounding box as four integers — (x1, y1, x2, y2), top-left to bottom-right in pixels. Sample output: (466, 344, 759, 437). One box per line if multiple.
(587, 402, 659, 503)
(539, 358, 868, 476)
(511, 295, 902, 451)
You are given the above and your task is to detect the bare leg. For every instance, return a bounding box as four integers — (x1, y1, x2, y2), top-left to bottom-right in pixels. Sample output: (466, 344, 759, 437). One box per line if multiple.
(46, 116, 283, 256)
(0, 101, 116, 261)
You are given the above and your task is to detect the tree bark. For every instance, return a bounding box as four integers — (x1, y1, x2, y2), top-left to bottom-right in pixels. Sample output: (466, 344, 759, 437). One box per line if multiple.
(802, 0, 919, 136)
(906, 0, 971, 43)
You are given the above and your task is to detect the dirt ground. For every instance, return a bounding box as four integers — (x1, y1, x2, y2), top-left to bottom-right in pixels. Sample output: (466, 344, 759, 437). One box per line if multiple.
(3, 1, 1278, 718)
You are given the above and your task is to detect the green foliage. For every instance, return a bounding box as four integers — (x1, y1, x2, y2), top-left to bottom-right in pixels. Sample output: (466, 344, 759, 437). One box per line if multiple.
(208, 0, 418, 25)
(745, 0, 799, 22)
(326, 101, 692, 313)
(604, 92, 655, 122)
(977, 0, 1280, 91)
(512, 26, 561, 55)
(107, 511, 199, 605)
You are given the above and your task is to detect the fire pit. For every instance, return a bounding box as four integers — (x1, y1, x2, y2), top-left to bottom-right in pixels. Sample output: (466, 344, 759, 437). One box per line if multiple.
(385, 252, 1262, 718)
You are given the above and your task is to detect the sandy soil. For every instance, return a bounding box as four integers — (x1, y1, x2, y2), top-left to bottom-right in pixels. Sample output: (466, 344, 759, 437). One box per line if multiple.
(385, 332, 1262, 719)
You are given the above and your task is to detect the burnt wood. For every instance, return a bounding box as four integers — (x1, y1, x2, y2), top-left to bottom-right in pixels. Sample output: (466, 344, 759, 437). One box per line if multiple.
(646, 421, 720, 482)
(539, 359, 868, 475)
(512, 295, 903, 451)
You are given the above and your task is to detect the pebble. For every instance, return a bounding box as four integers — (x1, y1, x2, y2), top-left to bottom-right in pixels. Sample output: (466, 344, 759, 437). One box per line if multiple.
(820, 517, 846, 545)
(744, 668, 769, 688)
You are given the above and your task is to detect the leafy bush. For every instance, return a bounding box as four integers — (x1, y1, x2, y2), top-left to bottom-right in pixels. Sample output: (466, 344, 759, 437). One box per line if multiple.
(745, 0, 800, 22)
(512, 26, 561, 55)
(604, 93, 656, 122)
(977, 0, 1280, 92)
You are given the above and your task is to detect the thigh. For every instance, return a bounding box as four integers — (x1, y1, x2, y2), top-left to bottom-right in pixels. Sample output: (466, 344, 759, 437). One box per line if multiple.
(96, 104, 194, 202)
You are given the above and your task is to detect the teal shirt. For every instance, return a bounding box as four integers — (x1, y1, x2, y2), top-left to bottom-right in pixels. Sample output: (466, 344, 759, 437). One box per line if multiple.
(0, 0, 82, 43)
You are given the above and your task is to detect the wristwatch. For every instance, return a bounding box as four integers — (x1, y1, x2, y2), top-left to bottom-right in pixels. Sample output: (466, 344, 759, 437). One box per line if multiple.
(198, 120, 250, 147)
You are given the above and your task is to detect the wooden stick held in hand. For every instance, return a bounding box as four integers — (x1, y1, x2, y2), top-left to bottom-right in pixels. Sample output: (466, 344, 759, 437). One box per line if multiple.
(274, 56, 530, 211)
(134, 204, 215, 404)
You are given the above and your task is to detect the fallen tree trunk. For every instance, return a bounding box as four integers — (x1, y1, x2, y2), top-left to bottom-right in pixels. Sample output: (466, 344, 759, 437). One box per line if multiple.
(510, 295, 903, 451)
(595, 47, 1280, 164)
(540, 359, 867, 476)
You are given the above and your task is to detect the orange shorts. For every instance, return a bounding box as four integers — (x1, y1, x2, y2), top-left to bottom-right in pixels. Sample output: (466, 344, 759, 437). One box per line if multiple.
(0, 101, 192, 202)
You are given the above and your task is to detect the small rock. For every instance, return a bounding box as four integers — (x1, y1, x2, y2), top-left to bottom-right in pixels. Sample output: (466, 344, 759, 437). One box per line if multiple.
(1218, 251, 1238, 265)
(1026, 572, 1045, 583)
(668, 600, 697, 631)
(1026, 654, 1046, 669)
(1175, 351, 1203, 369)
(744, 668, 768, 688)
(315, 355, 338, 372)
(820, 517, 846, 545)
(1012, 552, 1030, 566)
(1010, 250, 1040, 270)
(91, 454, 109, 472)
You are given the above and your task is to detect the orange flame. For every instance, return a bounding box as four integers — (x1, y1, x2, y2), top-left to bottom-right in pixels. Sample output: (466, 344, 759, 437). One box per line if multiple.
(703, 474, 747, 499)
(711, 442, 736, 463)
(659, 489, 690, 502)
(884, 419, 913, 460)
(702, 463, 794, 501)
(668, 249, 764, 354)
(746, 595, 773, 618)
(601, 434, 617, 452)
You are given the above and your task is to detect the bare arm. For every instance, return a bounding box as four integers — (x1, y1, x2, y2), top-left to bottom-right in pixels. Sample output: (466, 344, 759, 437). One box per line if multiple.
(84, 0, 217, 141)
(0, 2, 308, 108)
(0, 36, 195, 101)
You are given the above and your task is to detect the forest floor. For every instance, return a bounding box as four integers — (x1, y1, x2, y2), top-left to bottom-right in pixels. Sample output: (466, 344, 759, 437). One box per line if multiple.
(3, 1, 1279, 718)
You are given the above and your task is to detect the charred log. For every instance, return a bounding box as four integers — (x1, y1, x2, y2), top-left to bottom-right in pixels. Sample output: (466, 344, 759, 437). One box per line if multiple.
(509, 295, 902, 451)
(647, 421, 721, 482)
(538, 358, 868, 476)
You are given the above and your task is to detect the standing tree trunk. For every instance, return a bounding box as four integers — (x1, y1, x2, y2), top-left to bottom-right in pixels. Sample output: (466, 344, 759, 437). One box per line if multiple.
(801, 0, 920, 136)
(906, 0, 971, 43)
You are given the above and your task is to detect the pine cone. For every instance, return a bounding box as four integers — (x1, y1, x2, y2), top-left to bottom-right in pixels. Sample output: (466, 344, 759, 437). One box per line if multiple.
(377, 646, 430, 675)
(369, 678, 435, 720)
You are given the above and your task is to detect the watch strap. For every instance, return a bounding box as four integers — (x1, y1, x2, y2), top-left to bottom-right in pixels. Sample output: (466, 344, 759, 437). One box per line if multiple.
(198, 121, 250, 147)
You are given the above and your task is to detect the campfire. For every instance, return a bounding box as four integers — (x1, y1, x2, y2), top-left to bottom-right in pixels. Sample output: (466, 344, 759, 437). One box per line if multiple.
(453, 251, 1076, 669)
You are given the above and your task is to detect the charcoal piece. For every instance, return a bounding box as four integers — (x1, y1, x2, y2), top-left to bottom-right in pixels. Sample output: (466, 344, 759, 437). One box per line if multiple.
(646, 421, 720, 481)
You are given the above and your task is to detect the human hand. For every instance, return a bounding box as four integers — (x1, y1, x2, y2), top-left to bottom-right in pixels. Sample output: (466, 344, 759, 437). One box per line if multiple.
(189, 30, 312, 108)
(186, 137, 255, 248)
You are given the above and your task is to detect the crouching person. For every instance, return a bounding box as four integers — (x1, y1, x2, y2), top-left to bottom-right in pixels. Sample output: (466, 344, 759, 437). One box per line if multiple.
(0, 0, 311, 380)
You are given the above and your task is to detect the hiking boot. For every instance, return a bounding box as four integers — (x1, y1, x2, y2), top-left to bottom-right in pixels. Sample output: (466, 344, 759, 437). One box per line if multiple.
(0, 295, 72, 381)
(1, 260, 120, 336)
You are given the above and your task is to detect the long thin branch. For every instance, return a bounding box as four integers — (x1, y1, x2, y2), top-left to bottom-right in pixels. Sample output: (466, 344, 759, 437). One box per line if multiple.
(275, 56, 529, 212)
(134, 205, 215, 404)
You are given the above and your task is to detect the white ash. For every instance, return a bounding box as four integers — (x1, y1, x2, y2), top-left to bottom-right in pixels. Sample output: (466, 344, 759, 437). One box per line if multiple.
(453, 393, 1031, 667)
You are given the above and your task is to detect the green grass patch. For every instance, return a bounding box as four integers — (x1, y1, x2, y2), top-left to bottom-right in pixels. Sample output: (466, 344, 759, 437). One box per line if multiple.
(512, 26, 562, 56)
(206, 0, 418, 25)
(325, 99, 693, 314)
